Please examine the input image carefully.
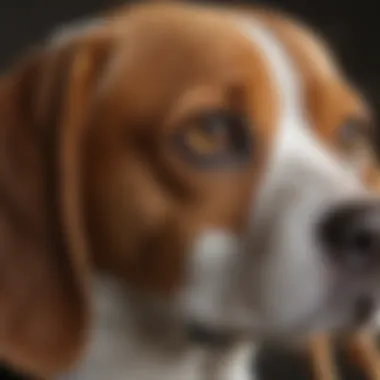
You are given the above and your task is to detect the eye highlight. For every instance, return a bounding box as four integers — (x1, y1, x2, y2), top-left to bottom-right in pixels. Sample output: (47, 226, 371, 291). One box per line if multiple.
(172, 109, 253, 169)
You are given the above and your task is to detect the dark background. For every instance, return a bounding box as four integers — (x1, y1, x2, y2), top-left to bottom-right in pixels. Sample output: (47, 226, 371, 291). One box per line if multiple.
(0, 0, 378, 378)
(1, 0, 380, 133)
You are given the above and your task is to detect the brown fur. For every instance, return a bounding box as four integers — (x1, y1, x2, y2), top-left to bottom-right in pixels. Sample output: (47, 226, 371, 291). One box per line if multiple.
(0, 45, 88, 376)
(0, 1, 375, 377)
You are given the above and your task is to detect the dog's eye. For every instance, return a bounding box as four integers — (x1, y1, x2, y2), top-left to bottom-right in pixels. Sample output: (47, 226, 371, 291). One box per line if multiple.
(337, 118, 368, 153)
(184, 117, 230, 156)
(336, 118, 374, 173)
(172, 110, 253, 168)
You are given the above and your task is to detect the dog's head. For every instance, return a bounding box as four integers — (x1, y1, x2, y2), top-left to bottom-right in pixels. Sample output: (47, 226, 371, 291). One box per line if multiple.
(0, 1, 379, 377)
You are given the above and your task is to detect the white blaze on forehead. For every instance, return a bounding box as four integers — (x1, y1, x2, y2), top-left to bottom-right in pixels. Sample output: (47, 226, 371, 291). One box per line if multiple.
(234, 18, 364, 221)
(238, 19, 302, 121)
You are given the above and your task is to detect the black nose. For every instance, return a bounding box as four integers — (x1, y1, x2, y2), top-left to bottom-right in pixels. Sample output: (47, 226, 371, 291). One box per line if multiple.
(319, 202, 380, 270)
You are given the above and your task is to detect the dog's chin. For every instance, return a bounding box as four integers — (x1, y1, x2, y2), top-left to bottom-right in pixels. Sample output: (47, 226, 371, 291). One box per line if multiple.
(185, 293, 377, 348)
(269, 293, 377, 342)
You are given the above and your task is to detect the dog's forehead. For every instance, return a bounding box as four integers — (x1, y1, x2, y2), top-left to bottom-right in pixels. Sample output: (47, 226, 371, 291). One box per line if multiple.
(50, 3, 367, 116)
(105, 5, 367, 131)
(50, 2, 367, 134)
(99, 8, 274, 90)
(64, 6, 282, 140)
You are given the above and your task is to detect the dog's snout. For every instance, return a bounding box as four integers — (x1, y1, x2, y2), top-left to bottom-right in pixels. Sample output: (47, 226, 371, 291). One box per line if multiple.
(319, 202, 380, 270)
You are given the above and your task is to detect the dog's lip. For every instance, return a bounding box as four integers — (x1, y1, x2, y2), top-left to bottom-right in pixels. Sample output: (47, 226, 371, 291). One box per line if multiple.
(184, 322, 244, 347)
(185, 321, 237, 346)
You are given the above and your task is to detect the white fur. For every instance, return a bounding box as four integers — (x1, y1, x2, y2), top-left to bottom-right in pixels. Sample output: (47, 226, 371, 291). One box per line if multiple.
(58, 278, 203, 380)
(180, 17, 373, 341)
(58, 278, 256, 380)
(241, 19, 371, 333)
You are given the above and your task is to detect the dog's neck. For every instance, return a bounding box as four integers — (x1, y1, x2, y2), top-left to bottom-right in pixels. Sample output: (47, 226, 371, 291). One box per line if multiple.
(58, 276, 256, 380)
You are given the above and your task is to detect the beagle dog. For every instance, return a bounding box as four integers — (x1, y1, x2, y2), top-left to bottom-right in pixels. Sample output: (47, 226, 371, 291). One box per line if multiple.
(0, 1, 379, 379)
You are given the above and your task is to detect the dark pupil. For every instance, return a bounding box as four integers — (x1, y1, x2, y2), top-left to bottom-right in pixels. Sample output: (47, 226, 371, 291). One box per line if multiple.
(201, 115, 227, 135)
(201, 112, 251, 154)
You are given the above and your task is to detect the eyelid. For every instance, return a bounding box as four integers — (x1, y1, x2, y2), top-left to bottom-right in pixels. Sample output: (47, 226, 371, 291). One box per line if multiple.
(180, 108, 230, 132)
(163, 87, 227, 134)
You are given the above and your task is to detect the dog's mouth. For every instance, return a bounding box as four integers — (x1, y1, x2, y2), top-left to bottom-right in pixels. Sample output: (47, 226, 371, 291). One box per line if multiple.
(185, 322, 242, 348)
(185, 294, 376, 346)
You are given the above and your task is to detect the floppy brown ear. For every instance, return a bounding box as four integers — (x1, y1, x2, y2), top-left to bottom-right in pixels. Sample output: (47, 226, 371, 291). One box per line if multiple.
(0, 35, 110, 377)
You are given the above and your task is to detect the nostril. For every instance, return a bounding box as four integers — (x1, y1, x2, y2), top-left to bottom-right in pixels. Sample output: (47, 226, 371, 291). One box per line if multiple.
(350, 228, 374, 252)
(318, 202, 380, 269)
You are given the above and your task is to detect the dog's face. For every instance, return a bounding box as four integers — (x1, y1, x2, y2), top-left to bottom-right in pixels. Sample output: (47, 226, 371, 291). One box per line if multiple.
(84, 4, 378, 336)
(0, 2, 379, 377)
